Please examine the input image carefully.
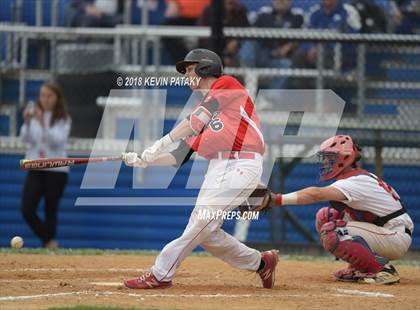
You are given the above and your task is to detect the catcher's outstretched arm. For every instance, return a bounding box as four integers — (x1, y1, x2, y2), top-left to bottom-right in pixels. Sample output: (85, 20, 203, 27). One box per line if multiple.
(273, 186, 346, 206)
(238, 185, 348, 214)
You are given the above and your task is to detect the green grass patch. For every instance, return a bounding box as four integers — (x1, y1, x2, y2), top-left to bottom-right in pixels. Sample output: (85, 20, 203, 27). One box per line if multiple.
(0, 247, 209, 257)
(0, 248, 161, 256)
(2, 248, 419, 267)
(48, 306, 159, 310)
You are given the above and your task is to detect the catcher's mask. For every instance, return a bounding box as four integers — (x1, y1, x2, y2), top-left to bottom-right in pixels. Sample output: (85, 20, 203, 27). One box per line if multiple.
(176, 49, 223, 78)
(317, 135, 361, 181)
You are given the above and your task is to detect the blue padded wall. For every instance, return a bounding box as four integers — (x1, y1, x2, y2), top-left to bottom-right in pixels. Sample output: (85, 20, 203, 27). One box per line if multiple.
(0, 154, 418, 250)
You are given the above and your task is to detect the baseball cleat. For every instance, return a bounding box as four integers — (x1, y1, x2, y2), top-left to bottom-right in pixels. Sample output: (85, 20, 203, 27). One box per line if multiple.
(358, 264, 400, 285)
(334, 266, 358, 282)
(335, 268, 376, 282)
(124, 271, 173, 289)
(334, 264, 400, 285)
(258, 249, 279, 289)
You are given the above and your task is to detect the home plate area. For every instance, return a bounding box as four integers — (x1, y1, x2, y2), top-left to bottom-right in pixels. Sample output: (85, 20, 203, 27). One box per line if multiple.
(0, 253, 418, 310)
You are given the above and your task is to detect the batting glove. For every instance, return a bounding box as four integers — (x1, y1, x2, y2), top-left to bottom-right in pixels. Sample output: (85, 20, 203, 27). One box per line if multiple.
(121, 152, 148, 168)
(141, 134, 173, 162)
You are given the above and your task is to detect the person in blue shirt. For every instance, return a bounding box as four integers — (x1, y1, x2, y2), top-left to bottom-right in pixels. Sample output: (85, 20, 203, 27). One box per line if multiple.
(65, 0, 124, 27)
(392, 0, 420, 34)
(249, 0, 304, 91)
(289, 0, 361, 89)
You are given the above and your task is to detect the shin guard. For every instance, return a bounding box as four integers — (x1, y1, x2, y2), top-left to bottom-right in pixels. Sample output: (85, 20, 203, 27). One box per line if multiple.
(320, 220, 385, 273)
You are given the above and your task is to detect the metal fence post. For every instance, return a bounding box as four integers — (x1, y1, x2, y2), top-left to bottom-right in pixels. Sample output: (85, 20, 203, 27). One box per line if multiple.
(35, 0, 43, 26)
(19, 35, 28, 107)
(5, 32, 12, 67)
(140, 0, 149, 26)
(153, 37, 161, 72)
(12, 30, 20, 66)
(140, 0, 150, 68)
(114, 35, 122, 67)
(51, 0, 58, 26)
(279, 158, 286, 242)
(315, 43, 325, 112)
(122, 0, 135, 66)
(13, 0, 23, 23)
(316, 43, 324, 90)
(374, 131, 384, 178)
(48, 0, 59, 72)
(334, 42, 342, 73)
(124, 0, 132, 25)
(50, 34, 57, 77)
(244, 71, 257, 102)
(140, 37, 148, 69)
(131, 38, 139, 64)
(357, 44, 366, 116)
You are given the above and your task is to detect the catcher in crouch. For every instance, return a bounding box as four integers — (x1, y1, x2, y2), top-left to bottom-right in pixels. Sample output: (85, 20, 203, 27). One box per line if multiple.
(242, 135, 413, 284)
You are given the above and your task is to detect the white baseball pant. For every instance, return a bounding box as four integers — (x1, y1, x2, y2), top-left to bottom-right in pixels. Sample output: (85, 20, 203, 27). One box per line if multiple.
(151, 155, 263, 281)
(346, 221, 412, 260)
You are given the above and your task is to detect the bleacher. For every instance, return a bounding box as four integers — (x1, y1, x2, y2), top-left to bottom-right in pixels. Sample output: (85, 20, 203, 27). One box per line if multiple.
(0, 0, 402, 26)
(0, 0, 166, 26)
(363, 47, 420, 115)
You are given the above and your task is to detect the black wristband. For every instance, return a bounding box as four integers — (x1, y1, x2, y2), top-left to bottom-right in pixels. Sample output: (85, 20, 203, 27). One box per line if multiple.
(170, 140, 194, 168)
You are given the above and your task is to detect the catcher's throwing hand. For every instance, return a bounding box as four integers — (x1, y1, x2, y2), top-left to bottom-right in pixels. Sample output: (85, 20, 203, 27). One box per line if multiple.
(238, 184, 278, 214)
(121, 152, 148, 168)
(141, 134, 173, 162)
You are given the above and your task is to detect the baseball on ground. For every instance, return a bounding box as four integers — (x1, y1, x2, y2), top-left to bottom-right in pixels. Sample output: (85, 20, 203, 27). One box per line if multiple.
(11, 236, 24, 249)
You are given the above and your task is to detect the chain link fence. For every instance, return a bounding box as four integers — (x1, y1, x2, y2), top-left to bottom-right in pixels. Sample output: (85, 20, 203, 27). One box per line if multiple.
(1, 24, 420, 154)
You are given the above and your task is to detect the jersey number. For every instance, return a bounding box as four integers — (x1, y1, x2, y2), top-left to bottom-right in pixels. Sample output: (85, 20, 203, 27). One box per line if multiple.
(376, 178, 400, 202)
(209, 112, 224, 132)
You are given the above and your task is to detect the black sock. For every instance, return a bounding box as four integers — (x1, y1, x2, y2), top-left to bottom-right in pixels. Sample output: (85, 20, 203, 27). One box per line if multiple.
(257, 259, 265, 272)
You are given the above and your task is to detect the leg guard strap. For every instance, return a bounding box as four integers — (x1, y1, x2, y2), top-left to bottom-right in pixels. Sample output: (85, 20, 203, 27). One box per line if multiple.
(315, 207, 344, 233)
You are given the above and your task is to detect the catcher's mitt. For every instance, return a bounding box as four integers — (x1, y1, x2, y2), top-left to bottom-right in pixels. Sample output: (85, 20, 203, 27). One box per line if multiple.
(238, 184, 275, 214)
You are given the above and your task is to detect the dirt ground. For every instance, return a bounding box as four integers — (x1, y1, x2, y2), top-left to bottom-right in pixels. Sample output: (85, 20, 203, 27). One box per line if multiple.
(0, 253, 419, 310)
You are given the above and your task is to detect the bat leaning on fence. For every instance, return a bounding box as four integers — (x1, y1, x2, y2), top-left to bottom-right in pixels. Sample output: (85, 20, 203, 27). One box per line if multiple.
(20, 156, 123, 170)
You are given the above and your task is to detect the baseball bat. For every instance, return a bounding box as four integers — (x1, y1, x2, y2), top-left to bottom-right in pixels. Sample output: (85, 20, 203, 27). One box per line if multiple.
(20, 156, 122, 170)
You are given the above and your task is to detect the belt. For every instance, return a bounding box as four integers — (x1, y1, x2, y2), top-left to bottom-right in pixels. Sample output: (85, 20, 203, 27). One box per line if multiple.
(212, 151, 258, 160)
(405, 228, 412, 237)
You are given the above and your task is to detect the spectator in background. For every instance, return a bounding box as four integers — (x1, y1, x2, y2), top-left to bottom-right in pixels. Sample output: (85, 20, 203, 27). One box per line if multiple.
(20, 82, 71, 249)
(349, 0, 386, 33)
(241, 0, 303, 89)
(66, 0, 124, 27)
(198, 0, 250, 67)
(163, 0, 211, 62)
(392, 0, 420, 34)
(289, 0, 361, 88)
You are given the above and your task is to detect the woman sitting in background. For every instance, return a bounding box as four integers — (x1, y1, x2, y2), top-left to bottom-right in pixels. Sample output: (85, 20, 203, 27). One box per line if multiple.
(20, 81, 71, 249)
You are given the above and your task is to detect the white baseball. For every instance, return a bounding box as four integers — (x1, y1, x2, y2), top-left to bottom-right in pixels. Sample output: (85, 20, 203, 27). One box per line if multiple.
(11, 236, 24, 249)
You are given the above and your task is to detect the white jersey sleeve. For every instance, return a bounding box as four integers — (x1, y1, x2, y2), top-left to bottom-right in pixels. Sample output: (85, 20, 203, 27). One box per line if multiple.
(330, 177, 365, 204)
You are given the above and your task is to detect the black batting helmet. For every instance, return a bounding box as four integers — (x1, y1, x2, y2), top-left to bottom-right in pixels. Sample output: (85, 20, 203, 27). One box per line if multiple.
(176, 49, 223, 78)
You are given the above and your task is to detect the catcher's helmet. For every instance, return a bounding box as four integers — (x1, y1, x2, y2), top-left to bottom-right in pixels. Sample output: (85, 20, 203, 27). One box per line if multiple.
(176, 49, 223, 78)
(317, 135, 362, 181)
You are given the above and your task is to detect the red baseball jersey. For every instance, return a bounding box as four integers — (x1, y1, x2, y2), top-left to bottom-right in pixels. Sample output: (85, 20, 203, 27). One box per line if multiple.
(186, 75, 265, 159)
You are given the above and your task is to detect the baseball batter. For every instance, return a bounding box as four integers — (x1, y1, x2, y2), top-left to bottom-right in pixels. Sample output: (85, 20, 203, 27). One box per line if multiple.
(121, 49, 278, 289)
(270, 135, 413, 284)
